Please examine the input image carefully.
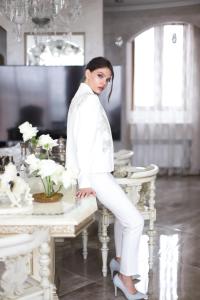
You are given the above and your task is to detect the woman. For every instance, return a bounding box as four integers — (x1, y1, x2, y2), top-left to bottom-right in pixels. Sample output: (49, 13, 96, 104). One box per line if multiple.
(66, 57, 146, 300)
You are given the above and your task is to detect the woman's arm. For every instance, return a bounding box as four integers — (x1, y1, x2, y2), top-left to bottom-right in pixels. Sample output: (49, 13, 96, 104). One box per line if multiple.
(75, 94, 100, 194)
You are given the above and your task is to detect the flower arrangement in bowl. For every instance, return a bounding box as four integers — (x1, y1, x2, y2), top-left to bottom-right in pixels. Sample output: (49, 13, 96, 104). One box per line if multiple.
(18, 121, 75, 203)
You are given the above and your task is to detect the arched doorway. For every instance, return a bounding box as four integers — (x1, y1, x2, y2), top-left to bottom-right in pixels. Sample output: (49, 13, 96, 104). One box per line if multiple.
(126, 23, 200, 174)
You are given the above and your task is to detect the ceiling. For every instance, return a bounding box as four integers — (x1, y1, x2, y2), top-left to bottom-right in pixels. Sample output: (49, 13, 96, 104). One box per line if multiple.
(104, 0, 200, 11)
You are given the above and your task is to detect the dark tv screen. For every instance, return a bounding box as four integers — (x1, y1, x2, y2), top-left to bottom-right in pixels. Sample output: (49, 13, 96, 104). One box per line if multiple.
(0, 65, 121, 144)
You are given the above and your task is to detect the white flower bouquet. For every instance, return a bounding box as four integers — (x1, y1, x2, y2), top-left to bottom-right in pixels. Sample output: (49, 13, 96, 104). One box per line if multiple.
(25, 154, 74, 198)
(18, 121, 57, 157)
(18, 122, 76, 200)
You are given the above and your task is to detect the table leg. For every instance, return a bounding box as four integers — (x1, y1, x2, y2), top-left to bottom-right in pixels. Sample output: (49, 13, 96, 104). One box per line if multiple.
(37, 238, 58, 299)
(99, 207, 110, 277)
(147, 228, 155, 270)
(39, 241, 57, 300)
(148, 180, 156, 270)
(82, 229, 88, 260)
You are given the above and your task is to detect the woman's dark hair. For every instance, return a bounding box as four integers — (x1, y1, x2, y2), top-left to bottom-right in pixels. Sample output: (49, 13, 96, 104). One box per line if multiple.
(85, 56, 114, 101)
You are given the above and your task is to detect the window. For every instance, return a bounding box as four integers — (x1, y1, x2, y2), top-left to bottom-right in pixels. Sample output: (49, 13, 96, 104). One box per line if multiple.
(133, 24, 185, 110)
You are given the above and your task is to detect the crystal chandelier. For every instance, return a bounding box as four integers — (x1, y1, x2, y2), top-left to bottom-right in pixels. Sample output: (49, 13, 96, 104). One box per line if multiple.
(0, 0, 81, 42)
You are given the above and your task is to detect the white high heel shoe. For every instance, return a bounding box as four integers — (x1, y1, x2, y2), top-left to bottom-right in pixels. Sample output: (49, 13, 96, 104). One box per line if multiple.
(109, 258, 140, 280)
(113, 274, 148, 300)
(109, 258, 120, 279)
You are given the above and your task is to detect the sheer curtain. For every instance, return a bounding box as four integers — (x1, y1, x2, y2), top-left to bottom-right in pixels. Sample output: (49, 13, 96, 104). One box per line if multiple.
(130, 24, 200, 175)
(188, 25, 200, 174)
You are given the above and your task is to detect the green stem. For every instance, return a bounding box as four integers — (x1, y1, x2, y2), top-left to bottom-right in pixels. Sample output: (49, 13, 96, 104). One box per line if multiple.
(47, 176, 50, 196)
(40, 176, 52, 197)
(40, 178, 47, 194)
(40, 176, 58, 197)
(54, 184, 62, 194)
(47, 176, 54, 196)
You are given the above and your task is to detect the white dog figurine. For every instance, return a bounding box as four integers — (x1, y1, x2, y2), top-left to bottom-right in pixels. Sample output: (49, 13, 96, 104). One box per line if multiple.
(0, 163, 33, 208)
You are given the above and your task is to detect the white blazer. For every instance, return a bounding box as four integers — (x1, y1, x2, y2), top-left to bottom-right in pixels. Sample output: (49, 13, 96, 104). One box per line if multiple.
(66, 83, 114, 188)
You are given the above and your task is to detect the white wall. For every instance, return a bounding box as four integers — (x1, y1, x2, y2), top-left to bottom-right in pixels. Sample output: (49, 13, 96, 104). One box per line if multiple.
(104, 4, 200, 148)
(104, 4, 200, 64)
(0, 0, 104, 65)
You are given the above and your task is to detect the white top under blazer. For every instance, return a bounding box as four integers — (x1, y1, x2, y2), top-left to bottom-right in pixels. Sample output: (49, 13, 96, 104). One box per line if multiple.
(66, 83, 114, 188)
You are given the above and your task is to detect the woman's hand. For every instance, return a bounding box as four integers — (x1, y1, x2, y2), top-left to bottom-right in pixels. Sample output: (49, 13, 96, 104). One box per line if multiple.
(76, 188, 96, 199)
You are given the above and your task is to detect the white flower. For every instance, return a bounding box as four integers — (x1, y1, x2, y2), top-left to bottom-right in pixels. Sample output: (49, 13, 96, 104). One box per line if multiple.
(51, 164, 65, 185)
(37, 134, 58, 150)
(61, 169, 77, 189)
(26, 154, 40, 173)
(37, 159, 60, 178)
(18, 121, 38, 142)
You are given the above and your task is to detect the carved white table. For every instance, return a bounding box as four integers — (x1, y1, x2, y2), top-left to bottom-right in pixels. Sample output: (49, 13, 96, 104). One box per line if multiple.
(0, 192, 97, 299)
(97, 164, 159, 277)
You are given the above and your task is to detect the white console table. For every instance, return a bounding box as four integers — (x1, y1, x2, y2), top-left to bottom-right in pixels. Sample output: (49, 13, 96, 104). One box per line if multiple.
(0, 192, 97, 299)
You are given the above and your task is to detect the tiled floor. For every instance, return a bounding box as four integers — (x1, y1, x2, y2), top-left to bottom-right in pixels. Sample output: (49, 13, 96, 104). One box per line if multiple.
(55, 176, 200, 300)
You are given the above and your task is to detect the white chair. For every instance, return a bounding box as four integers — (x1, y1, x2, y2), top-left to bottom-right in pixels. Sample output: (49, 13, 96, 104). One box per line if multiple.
(97, 164, 159, 277)
(0, 230, 54, 300)
(114, 149, 134, 169)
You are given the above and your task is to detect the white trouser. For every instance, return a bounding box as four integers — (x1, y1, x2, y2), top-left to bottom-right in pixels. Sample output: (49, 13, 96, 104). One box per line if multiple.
(89, 173, 144, 276)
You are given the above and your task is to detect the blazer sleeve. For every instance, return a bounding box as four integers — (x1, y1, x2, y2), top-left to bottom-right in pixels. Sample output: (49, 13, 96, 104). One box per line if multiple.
(75, 94, 100, 188)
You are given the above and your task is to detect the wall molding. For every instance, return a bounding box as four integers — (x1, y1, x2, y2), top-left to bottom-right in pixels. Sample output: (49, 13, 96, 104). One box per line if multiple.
(104, 0, 200, 12)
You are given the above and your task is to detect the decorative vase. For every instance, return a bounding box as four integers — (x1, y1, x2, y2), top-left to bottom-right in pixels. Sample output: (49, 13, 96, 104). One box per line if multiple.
(28, 143, 44, 158)
(33, 192, 63, 203)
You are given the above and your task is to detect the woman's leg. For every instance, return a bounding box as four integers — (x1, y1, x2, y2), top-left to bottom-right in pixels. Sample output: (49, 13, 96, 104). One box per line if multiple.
(90, 173, 144, 276)
(114, 218, 123, 260)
